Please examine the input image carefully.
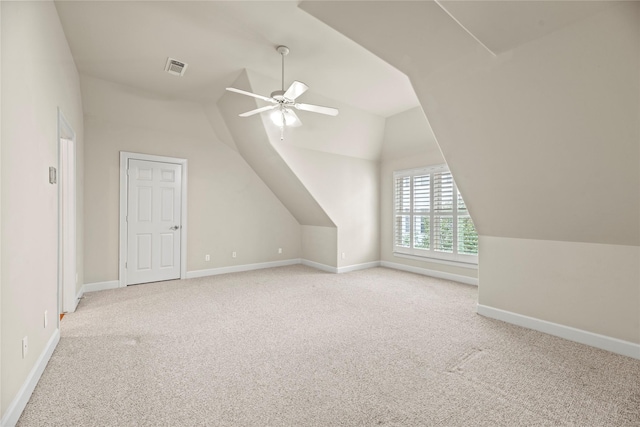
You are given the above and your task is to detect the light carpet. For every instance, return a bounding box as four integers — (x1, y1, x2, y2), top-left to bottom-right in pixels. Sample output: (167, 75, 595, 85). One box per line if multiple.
(18, 265, 640, 426)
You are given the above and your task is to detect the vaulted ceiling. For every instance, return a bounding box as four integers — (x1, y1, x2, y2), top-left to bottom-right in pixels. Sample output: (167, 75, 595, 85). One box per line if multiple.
(55, 0, 636, 244)
(54, 0, 419, 118)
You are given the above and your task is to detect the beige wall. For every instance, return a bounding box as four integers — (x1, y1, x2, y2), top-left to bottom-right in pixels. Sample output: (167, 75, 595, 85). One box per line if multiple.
(257, 70, 383, 268)
(82, 76, 301, 283)
(301, 226, 338, 268)
(480, 237, 640, 344)
(412, 2, 639, 343)
(303, 1, 639, 344)
(413, 3, 639, 246)
(220, 70, 384, 269)
(0, 1, 3, 413)
(1, 1, 84, 415)
(276, 145, 380, 268)
(381, 106, 437, 161)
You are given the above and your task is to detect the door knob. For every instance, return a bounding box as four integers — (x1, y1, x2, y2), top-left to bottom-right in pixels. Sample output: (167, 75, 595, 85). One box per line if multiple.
(170, 225, 180, 230)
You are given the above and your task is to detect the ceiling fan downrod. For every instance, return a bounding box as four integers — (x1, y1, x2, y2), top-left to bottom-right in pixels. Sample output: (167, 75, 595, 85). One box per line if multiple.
(277, 46, 289, 140)
(276, 45, 289, 92)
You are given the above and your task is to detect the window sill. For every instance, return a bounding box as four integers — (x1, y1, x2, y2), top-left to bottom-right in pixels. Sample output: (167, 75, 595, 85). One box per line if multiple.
(393, 252, 478, 270)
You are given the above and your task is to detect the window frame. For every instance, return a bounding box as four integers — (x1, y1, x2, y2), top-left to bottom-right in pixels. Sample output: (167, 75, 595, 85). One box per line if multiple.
(393, 165, 478, 265)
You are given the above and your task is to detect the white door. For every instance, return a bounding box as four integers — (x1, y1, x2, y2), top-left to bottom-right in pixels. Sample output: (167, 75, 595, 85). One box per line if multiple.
(127, 159, 182, 285)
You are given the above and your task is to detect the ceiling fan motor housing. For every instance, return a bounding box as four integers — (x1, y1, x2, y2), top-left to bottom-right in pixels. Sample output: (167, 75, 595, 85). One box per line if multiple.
(270, 90, 287, 102)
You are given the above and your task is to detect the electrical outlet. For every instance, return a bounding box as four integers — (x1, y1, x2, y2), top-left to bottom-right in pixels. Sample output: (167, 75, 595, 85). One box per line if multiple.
(22, 336, 28, 358)
(232, 251, 237, 258)
(278, 248, 282, 254)
(341, 252, 346, 260)
(44, 310, 48, 328)
(205, 254, 210, 262)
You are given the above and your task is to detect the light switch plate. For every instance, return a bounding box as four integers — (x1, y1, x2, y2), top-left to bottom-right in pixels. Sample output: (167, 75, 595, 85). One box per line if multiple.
(49, 167, 57, 184)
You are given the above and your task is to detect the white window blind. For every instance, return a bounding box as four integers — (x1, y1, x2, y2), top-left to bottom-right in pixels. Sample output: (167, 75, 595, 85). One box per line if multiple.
(393, 165, 478, 264)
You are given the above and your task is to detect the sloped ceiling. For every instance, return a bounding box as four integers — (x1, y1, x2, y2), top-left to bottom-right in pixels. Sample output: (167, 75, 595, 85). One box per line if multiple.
(302, 0, 639, 246)
(217, 70, 335, 227)
(435, 0, 615, 55)
(243, 69, 386, 160)
(381, 107, 439, 160)
(301, 1, 480, 80)
(54, 0, 418, 118)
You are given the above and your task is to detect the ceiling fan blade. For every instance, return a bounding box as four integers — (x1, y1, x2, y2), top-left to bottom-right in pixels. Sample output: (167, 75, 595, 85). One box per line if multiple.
(239, 105, 277, 117)
(226, 87, 276, 103)
(283, 81, 309, 100)
(294, 103, 339, 116)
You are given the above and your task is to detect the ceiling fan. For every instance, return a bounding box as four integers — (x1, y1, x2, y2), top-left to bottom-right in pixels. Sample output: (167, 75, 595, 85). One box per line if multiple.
(226, 45, 339, 133)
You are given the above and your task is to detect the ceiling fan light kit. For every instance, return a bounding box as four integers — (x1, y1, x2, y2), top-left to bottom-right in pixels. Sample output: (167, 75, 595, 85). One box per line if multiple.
(270, 107, 301, 127)
(226, 45, 339, 139)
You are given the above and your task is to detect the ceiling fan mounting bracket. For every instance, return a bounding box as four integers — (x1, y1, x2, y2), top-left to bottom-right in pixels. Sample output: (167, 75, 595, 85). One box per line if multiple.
(276, 45, 290, 56)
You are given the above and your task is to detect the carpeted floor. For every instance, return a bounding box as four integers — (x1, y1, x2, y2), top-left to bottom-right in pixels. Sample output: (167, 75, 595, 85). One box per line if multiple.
(18, 265, 640, 426)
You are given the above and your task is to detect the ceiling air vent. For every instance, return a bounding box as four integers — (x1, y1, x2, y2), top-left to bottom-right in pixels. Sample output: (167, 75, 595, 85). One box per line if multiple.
(165, 57, 188, 77)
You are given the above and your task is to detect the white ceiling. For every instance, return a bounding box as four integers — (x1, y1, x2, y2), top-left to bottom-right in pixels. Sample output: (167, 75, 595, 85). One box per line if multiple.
(54, 0, 420, 118)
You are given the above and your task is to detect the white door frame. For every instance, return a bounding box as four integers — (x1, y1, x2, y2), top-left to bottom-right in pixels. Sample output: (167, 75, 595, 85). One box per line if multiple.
(119, 151, 188, 287)
(58, 108, 78, 314)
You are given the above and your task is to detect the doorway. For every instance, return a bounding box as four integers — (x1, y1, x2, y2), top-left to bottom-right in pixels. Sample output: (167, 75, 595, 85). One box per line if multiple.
(119, 152, 188, 286)
(58, 109, 77, 314)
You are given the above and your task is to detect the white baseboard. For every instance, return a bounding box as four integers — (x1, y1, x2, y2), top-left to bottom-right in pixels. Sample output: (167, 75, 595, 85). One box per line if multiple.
(1, 329, 60, 427)
(85, 260, 476, 290)
(186, 259, 301, 279)
(380, 261, 478, 286)
(477, 304, 640, 360)
(189, 259, 381, 277)
(82, 280, 120, 294)
(301, 259, 338, 273)
(337, 261, 380, 274)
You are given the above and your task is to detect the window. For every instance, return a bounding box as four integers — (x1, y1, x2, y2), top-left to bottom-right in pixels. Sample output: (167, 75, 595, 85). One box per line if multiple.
(393, 165, 478, 264)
